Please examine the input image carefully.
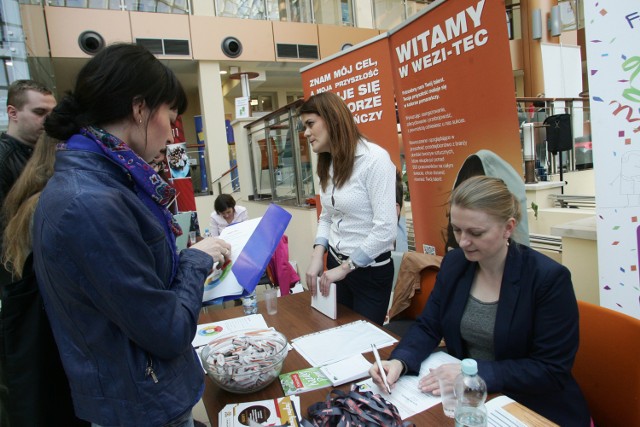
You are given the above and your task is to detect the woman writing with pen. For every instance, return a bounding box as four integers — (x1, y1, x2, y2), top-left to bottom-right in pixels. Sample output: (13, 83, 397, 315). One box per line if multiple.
(370, 176, 591, 426)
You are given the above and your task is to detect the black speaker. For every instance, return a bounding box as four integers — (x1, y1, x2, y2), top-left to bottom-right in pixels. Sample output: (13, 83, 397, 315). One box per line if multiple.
(221, 36, 242, 58)
(544, 113, 573, 154)
(78, 31, 105, 55)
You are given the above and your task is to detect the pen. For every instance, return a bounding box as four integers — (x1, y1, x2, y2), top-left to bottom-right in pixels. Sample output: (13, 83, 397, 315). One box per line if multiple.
(371, 343, 392, 394)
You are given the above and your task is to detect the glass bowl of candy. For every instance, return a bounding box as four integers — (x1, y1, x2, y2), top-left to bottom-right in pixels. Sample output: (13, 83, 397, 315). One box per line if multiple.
(200, 328, 288, 394)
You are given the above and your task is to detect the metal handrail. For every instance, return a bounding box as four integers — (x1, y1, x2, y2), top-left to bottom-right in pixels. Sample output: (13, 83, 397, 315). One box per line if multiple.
(211, 164, 239, 195)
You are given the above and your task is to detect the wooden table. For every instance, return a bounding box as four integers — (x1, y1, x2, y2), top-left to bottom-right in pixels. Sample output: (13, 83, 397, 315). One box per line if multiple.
(198, 291, 453, 425)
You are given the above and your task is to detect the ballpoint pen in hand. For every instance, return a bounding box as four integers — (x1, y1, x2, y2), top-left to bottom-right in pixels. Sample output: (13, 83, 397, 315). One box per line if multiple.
(371, 343, 392, 394)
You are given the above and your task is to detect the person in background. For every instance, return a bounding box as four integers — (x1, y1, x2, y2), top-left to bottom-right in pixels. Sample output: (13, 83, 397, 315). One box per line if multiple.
(209, 193, 248, 237)
(32, 43, 231, 427)
(301, 92, 397, 326)
(0, 80, 56, 208)
(370, 176, 590, 426)
(395, 170, 409, 253)
(0, 79, 56, 427)
(1, 136, 87, 426)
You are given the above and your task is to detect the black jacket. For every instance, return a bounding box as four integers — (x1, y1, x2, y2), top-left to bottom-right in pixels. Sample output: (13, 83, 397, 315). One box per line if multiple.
(0, 132, 33, 210)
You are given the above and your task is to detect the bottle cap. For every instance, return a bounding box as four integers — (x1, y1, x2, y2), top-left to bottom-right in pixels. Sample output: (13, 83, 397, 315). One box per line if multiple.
(461, 358, 478, 375)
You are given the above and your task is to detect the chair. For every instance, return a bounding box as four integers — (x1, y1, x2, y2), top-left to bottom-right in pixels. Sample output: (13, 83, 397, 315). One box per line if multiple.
(384, 252, 441, 337)
(573, 300, 640, 426)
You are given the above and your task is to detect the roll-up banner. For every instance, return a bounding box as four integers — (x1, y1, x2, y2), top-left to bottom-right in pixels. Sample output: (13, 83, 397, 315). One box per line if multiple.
(301, 35, 401, 169)
(585, 0, 639, 318)
(388, 0, 522, 255)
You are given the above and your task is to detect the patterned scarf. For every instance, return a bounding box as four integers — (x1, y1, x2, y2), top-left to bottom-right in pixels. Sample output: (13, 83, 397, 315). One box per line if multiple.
(61, 126, 182, 278)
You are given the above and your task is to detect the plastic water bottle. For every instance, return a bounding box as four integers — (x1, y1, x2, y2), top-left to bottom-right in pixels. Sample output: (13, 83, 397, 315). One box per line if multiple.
(203, 228, 211, 238)
(241, 291, 258, 315)
(454, 359, 487, 427)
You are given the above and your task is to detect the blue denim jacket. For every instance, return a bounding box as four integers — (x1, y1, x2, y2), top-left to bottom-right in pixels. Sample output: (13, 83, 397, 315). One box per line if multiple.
(33, 140, 212, 427)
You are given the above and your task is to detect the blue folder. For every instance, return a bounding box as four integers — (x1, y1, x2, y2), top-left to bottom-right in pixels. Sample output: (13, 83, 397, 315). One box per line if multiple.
(232, 203, 292, 295)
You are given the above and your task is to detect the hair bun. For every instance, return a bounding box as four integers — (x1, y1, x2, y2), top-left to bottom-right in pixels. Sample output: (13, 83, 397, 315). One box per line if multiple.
(44, 94, 85, 140)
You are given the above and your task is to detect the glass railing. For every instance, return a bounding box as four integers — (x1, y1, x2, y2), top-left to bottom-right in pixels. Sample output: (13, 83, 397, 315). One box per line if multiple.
(245, 99, 315, 207)
(516, 96, 591, 178)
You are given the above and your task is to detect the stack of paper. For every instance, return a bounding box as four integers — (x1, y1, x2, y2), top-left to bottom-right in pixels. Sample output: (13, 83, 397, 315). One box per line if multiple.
(320, 353, 372, 386)
(291, 320, 397, 366)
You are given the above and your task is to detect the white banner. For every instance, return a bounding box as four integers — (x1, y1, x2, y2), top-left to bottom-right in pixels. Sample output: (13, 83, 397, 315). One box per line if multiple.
(585, 0, 640, 318)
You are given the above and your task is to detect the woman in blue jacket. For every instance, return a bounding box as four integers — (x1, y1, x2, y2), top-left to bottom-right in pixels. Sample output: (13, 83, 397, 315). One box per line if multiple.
(371, 176, 590, 426)
(32, 44, 231, 427)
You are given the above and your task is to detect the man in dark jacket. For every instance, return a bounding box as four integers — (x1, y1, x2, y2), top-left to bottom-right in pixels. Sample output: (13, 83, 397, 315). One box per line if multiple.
(0, 79, 56, 208)
(0, 79, 55, 427)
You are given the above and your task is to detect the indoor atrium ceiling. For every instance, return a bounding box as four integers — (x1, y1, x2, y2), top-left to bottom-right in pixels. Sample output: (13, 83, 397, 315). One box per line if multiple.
(49, 57, 305, 100)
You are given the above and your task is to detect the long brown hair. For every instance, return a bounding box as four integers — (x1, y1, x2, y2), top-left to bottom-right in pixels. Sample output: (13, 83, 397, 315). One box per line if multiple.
(1, 136, 57, 279)
(299, 92, 364, 191)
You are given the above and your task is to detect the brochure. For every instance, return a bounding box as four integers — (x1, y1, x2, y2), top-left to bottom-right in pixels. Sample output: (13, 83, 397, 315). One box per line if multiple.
(218, 395, 301, 426)
(279, 366, 333, 396)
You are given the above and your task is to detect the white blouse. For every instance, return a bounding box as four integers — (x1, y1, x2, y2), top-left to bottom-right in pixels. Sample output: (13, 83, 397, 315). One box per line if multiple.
(208, 205, 248, 237)
(314, 140, 397, 267)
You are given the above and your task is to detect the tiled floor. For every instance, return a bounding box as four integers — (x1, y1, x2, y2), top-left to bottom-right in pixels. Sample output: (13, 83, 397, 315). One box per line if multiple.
(193, 398, 211, 426)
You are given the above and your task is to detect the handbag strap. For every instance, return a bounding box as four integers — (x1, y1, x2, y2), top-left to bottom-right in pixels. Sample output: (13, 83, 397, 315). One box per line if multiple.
(301, 385, 415, 427)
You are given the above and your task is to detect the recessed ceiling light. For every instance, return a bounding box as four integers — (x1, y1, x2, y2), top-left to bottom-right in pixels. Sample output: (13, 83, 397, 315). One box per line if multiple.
(220, 70, 228, 75)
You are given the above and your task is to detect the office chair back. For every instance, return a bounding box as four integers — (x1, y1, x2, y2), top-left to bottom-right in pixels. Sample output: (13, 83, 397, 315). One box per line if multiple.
(573, 300, 640, 426)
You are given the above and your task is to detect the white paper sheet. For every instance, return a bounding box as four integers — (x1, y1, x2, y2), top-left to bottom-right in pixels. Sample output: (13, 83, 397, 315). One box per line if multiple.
(357, 351, 461, 420)
(192, 314, 269, 348)
(291, 320, 397, 366)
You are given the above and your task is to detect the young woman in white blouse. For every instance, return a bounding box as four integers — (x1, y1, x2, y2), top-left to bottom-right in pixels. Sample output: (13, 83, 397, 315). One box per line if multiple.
(301, 92, 397, 325)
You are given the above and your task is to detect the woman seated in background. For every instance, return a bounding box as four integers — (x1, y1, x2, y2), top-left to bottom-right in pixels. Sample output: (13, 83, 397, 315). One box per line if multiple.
(370, 176, 590, 426)
(209, 193, 248, 237)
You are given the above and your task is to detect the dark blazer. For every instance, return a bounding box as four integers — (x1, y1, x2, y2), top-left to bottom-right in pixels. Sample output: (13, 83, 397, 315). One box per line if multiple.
(390, 243, 590, 426)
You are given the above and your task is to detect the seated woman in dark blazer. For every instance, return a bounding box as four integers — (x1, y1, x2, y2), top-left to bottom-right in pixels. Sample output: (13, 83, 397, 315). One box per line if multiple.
(370, 175, 590, 426)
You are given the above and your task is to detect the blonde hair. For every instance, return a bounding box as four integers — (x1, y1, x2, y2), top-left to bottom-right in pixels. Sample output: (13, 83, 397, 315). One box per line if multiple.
(1, 136, 57, 279)
(449, 175, 521, 224)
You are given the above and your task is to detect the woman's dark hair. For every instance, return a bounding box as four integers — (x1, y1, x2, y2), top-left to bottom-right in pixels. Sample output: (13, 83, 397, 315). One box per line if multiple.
(45, 43, 187, 140)
(298, 92, 364, 192)
(214, 194, 237, 214)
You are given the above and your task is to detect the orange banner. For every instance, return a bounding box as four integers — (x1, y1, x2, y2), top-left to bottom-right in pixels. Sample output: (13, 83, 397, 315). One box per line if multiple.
(388, 0, 522, 255)
(301, 36, 401, 168)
